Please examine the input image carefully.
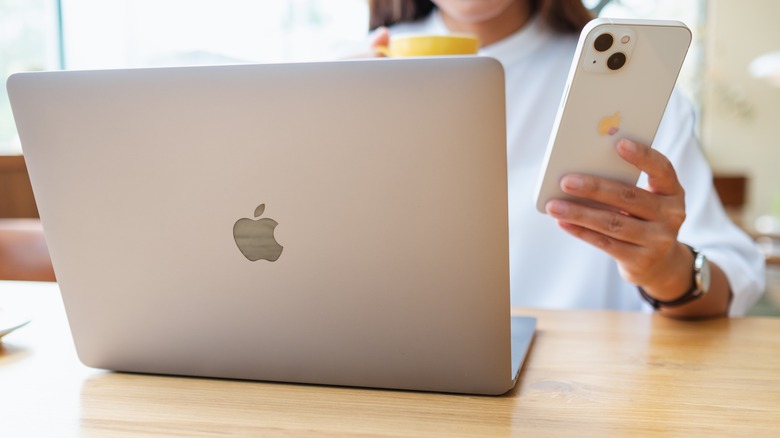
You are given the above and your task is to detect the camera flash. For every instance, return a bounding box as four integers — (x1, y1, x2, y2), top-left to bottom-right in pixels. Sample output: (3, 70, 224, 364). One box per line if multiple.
(621, 35, 630, 44)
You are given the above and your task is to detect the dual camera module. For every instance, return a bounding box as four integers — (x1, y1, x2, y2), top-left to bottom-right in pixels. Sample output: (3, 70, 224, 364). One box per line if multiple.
(594, 33, 628, 71)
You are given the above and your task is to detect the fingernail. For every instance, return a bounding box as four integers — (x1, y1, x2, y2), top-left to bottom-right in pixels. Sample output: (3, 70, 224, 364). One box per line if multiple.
(546, 200, 569, 216)
(562, 175, 584, 191)
(618, 138, 637, 154)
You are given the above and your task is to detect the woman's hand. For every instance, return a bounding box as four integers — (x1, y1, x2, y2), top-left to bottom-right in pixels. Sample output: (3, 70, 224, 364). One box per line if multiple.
(545, 138, 695, 300)
(545, 138, 732, 318)
(348, 27, 389, 58)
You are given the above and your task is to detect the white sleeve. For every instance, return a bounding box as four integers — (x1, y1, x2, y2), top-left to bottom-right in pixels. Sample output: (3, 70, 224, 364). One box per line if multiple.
(640, 91, 766, 316)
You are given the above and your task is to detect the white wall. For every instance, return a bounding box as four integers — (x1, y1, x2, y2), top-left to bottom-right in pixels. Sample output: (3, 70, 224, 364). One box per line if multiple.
(702, 0, 780, 225)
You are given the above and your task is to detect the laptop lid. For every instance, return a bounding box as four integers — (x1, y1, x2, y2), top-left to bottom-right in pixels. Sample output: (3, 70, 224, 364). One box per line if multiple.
(8, 57, 529, 395)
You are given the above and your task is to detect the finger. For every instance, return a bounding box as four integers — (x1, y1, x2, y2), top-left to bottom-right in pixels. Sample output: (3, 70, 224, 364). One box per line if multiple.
(370, 27, 390, 56)
(555, 220, 640, 261)
(557, 221, 665, 286)
(616, 138, 682, 196)
(546, 199, 650, 246)
(559, 173, 659, 220)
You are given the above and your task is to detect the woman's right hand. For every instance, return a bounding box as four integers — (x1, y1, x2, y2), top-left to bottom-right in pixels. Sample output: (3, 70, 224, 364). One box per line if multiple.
(349, 27, 389, 58)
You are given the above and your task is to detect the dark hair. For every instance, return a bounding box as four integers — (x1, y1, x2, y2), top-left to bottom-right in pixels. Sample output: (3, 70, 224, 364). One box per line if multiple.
(369, 0, 593, 34)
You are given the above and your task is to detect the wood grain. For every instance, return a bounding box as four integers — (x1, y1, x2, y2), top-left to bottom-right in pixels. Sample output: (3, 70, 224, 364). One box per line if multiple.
(1, 281, 778, 437)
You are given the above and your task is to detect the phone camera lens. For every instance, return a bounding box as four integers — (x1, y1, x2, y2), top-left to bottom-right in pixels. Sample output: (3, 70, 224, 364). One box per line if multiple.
(594, 33, 613, 52)
(607, 52, 626, 70)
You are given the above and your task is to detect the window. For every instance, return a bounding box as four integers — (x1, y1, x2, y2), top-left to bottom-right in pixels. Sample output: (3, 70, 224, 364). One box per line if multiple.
(0, 0, 61, 154)
(60, 0, 368, 69)
(0, 0, 368, 154)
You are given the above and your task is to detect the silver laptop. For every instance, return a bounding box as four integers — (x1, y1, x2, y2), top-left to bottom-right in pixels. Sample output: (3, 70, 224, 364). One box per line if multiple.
(7, 57, 535, 395)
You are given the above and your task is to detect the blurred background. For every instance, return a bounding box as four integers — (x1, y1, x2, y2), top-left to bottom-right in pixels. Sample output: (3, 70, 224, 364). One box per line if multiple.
(1, 0, 778, 313)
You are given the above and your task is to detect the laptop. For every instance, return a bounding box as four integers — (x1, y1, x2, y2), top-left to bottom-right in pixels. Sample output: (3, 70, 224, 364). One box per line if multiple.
(7, 56, 535, 395)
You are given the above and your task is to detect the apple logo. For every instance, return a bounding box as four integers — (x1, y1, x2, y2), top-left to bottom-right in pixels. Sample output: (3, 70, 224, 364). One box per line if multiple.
(598, 111, 621, 136)
(233, 204, 283, 262)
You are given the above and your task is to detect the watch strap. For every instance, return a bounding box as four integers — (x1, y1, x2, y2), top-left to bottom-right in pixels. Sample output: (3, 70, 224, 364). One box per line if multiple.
(637, 245, 706, 310)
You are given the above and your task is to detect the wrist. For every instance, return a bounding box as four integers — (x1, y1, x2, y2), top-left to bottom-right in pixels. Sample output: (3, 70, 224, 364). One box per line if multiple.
(637, 244, 711, 310)
(637, 242, 694, 301)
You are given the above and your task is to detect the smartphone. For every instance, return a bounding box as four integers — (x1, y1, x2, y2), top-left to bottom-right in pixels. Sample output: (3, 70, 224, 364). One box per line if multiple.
(533, 18, 691, 213)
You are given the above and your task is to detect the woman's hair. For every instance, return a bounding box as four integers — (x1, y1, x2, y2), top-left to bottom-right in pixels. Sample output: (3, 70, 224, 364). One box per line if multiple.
(369, 0, 593, 34)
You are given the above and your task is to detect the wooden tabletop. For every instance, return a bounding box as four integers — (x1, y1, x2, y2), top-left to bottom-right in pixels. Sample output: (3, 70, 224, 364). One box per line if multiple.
(1, 281, 779, 437)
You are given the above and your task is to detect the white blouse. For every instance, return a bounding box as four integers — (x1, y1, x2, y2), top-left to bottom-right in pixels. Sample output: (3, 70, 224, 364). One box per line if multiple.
(390, 11, 765, 315)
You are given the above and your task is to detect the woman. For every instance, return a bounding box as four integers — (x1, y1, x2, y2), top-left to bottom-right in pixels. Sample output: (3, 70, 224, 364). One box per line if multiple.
(367, 0, 765, 318)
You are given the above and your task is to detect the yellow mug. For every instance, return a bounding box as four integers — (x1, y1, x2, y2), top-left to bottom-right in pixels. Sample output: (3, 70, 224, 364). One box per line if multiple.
(375, 34, 480, 57)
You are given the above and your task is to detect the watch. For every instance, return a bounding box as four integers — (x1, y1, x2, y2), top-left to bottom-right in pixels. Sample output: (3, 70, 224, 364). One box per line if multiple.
(638, 245, 711, 310)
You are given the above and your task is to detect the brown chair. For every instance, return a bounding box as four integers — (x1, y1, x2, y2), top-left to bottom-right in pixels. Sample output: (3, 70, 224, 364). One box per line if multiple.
(0, 218, 55, 281)
(713, 174, 748, 229)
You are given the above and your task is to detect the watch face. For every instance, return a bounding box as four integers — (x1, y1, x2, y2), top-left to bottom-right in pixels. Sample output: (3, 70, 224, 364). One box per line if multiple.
(695, 253, 711, 293)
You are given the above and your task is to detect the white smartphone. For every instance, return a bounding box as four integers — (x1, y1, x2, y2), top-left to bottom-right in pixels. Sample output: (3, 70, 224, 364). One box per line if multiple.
(534, 18, 692, 213)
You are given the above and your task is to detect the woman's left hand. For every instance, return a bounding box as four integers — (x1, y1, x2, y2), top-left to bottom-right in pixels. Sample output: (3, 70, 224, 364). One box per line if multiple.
(545, 138, 694, 298)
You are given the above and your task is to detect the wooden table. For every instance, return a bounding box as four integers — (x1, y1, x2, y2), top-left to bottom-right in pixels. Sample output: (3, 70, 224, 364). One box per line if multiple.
(1, 281, 779, 436)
